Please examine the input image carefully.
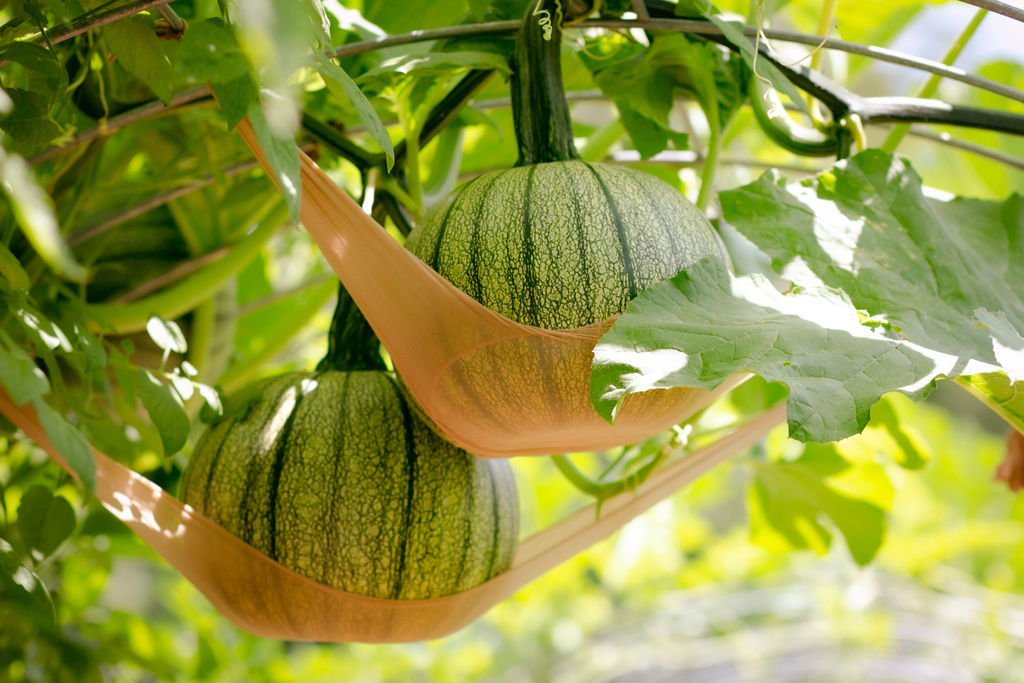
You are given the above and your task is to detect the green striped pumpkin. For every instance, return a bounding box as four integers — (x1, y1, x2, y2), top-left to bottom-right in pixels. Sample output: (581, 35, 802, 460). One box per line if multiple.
(180, 371, 519, 600)
(407, 1, 722, 329)
(407, 161, 721, 328)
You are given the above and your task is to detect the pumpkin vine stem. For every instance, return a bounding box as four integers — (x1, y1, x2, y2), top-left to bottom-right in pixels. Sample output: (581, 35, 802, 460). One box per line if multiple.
(511, 0, 582, 165)
(317, 283, 387, 373)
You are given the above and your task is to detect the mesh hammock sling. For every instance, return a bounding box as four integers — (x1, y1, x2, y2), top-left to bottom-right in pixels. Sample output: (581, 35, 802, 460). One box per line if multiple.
(0, 389, 784, 642)
(234, 117, 746, 458)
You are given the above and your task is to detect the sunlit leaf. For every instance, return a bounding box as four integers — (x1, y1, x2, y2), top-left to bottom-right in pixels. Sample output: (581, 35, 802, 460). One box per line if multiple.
(315, 55, 395, 170)
(868, 394, 930, 469)
(32, 398, 95, 493)
(0, 148, 87, 282)
(721, 151, 1024, 422)
(0, 537, 54, 617)
(748, 443, 892, 565)
(145, 316, 188, 356)
(591, 257, 956, 442)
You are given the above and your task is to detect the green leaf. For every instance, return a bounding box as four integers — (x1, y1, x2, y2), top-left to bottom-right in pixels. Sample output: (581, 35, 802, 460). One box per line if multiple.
(0, 148, 88, 282)
(102, 17, 175, 104)
(175, 18, 249, 85)
(17, 486, 76, 557)
(315, 55, 395, 170)
(748, 443, 892, 565)
(134, 369, 189, 456)
(468, 0, 492, 20)
(357, 51, 510, 88)
(247, 97, 300, 222)
(195, 382, 223, 420)
(583, 40, 687, 157)
(211, 75, 258, 130)
(675, 0, 809, 117)
(83, 418, 135, 463)
(0, 537, 53, 616)
(0, 89, 60, 145)
(867, 395, 930, 470)
(1, 42, 67, 94)
(647, 34, 746, 134)
(591, 257, 957, 442)
(958, 372, 1024, 434)
(0, 332, 50, 405)
(32, 399, 95, 493)
(0, 243, 31, 290)
(721, 152, 1024, 419)
(595, 151, 1024, 444)
(145, 316, 188, 356)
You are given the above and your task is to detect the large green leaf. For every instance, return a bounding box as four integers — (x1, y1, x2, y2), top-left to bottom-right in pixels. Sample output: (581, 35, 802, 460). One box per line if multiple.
(593, 150, 1023, 443)
(590, 257, 953, 442)
(721, 151, 1024, 430)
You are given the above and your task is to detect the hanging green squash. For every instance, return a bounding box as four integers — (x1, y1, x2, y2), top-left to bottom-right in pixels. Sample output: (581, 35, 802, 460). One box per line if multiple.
(180, 289, 519, 600)
(407, 0, 723, 329)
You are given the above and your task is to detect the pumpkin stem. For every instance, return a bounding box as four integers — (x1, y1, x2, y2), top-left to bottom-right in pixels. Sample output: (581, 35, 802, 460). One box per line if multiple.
(317, 283, 387, 372)
(511, 0, 582, 165)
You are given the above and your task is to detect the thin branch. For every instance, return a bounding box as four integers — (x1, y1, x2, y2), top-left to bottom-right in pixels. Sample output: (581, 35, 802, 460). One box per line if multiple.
(469, 88, 1024, 172)
(855, 96, 1024, 135)
(591, 18, 1024, 106)
(630, 0, 651, 21)
(26, 12, 1024, 171)
(113, 246, 229, 303)
(329, 21, 520, 60)
(30, 86, 212, 166)
(609, 149, 825, 175)
(904, 126, 1024, 172)
(327, 18, 1024, 106)
(956, 0, 1024, 23)
(301, 114, 377, 170)
(21, 0, 176, 48)
(69, 152, 287, 246)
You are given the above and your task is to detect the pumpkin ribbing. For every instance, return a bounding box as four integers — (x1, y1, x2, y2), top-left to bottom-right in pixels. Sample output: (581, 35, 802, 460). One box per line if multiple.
(180, 370, 519, 600)
(407, 160, 720, 329)
(407, 0, 723, 330)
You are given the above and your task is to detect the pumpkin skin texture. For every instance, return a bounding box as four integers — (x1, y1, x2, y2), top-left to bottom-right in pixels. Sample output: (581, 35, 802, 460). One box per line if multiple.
(406, 160, 722, 329)
(179, 371, 519, 600)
